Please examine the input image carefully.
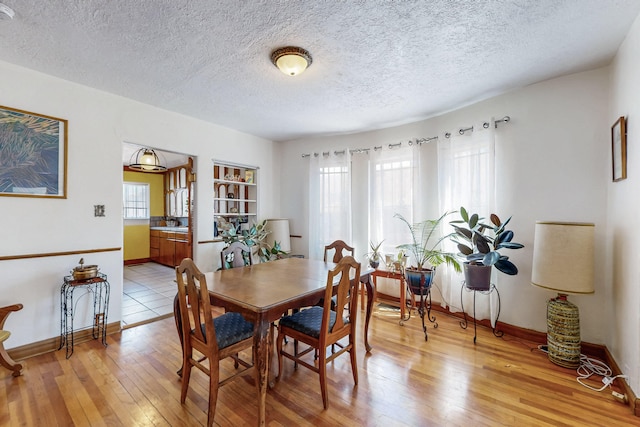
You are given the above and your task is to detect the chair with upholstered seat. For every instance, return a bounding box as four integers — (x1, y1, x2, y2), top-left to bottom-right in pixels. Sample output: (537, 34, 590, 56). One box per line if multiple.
(323, 240, 355, 263)
(276, 256, 361, 409)
(175, 258, 256, 427)
(0, 304, 24, 377)
(220, 241, 252, 270)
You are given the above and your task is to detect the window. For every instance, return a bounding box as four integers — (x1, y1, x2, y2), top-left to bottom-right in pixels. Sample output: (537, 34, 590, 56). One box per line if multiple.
(369, 148, 419, 257)
(123, 182, 150, 219)
(308, 152, 352, 260)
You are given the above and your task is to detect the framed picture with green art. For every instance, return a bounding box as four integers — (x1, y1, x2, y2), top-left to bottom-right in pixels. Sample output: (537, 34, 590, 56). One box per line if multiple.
(0, 105, 68, 198)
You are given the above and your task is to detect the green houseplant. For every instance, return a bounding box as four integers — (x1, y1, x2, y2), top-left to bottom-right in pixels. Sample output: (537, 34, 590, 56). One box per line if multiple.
(364, 240, 384, 269)
(449, 206, 524, 290)
(220, 219, 288, 265)
(395, 212, 461, 294)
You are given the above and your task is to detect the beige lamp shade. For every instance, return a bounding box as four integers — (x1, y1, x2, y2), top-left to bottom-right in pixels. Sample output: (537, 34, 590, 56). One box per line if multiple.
(531, 221, 595, 294)
(265, 218, 291, 253)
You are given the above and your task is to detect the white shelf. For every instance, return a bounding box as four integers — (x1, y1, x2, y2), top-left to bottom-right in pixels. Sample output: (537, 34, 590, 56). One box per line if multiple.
(213, 198, 257, 203)
(213, 178, 256, 186)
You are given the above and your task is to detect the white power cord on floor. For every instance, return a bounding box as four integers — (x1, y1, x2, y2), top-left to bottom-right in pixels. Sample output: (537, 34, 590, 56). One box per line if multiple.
(537, 345, 629, 396)
(576, 354, 628, 392)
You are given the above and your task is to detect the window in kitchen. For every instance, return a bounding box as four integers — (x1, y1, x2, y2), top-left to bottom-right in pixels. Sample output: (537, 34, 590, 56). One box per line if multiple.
(123, 182, 150, 219)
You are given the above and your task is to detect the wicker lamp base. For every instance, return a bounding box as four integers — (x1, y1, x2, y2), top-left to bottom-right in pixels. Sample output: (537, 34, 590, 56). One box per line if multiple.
(546, 295, 581, 369)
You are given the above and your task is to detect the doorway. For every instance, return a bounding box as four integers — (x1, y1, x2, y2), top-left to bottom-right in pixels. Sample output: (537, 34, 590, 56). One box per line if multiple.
(122, 142, 196, 327)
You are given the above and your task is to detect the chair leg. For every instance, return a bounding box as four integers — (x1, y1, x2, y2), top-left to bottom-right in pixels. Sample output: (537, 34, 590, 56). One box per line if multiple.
(0, 304, 24, 377)
(180, 351, 193, 404)
(276, 325, 284, 381)
(0, 339, 22, 377)
(207, 359, 220, 427)
(349, 336, 358, 386)
(318, 348, 329, 409)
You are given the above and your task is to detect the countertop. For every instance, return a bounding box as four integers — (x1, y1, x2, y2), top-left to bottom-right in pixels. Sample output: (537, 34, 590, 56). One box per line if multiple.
(150, 226, 189, 232)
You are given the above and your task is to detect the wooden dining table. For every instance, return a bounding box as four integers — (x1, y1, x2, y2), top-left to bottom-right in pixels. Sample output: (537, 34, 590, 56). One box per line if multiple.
(173, 257, 375, 427)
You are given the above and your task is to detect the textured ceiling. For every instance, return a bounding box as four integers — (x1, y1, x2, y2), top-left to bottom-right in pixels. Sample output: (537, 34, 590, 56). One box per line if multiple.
(0, 1, 639, 142)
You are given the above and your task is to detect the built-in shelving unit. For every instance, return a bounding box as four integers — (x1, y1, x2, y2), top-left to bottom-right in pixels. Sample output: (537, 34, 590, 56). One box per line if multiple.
(213, 161, 258, 238)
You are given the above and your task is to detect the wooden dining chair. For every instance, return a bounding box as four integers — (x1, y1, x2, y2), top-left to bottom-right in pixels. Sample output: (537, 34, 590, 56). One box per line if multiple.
(220, 241, 252, 270)
(323, 239, 355, 263)
(175, 258, 256, 427)
(276, 256, 361, 409)
(0, 303, 23, 377)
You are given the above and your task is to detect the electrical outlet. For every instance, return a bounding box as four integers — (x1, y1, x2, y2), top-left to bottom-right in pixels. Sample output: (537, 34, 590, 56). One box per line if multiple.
(94, 205, 105, 217)
(612, 391, 628, 404)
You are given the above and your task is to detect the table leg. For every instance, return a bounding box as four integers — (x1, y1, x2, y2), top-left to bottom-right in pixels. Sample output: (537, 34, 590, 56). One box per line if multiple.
(363, 274, 374, 352)
(253, 320, 270, 427)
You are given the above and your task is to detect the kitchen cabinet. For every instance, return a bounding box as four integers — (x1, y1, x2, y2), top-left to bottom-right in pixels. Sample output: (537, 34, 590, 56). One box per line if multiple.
(213, 162, 258, 238)
(151, 229, 191, 267)
(165, 164, 192, 218)
(150, 229, 161, 262)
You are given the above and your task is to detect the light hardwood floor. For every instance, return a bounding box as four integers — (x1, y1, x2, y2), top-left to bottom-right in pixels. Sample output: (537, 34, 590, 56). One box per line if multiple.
(1, 306, 638, 426)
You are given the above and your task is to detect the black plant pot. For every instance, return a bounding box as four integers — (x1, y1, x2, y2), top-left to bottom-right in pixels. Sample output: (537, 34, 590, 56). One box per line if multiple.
(463, 263, 492, 290)
(405, 268, 434, 295)
(369, 260, 380, 269)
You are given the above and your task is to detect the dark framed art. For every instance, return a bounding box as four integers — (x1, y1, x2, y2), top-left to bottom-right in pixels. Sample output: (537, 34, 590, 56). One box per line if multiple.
(611, 116, 627, 182)
(0, 105, 68, 198)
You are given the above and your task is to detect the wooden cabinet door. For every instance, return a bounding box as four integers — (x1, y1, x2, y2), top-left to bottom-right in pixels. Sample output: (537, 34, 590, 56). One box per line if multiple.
(174, 233, 191, 266)
(150, 230, 161, 262)
(159, 232, 175, 267)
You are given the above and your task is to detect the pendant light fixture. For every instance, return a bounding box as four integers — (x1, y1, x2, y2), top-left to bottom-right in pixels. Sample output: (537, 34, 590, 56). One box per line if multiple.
(128, 148, 167, 172)
(271, 46, 312, 76)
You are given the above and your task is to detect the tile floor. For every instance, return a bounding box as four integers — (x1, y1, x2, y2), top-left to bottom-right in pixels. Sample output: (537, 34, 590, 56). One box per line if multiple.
(122, 262, 176, 328)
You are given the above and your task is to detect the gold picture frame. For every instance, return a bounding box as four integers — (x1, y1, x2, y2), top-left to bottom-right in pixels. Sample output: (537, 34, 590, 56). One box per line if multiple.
(0, 105, 68, 198)
(611, 116, 627, 182)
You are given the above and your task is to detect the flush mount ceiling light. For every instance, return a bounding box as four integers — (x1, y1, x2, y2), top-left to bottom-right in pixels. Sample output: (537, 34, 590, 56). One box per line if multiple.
(270, 46, 312, 76)
(0, 3, 15, 20)
(128, 148, 167, 172)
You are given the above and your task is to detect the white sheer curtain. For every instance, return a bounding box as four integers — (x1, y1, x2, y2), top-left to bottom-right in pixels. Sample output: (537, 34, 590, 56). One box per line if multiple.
(308, 150, 352, 260)
(438, 123, 497, 324)
(369, 145, 420, 261)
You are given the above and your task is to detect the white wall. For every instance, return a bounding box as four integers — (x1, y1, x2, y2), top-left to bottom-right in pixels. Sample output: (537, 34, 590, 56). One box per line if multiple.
(608, 12, 640, 395)
(0, 60, 278, 348)
(278, 67, 610, 345)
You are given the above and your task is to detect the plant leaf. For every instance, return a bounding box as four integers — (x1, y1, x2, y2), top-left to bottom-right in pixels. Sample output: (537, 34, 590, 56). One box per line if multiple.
(490, 213, 501, 226)
(460, 207, 468, 222)
(495, 259, 518, 275)
(496, 242, 524, 250)
(469, 213, 478, 228)
(496, 230, 513, 244)
(457, 243, 473, 255)
(482, 251, 500, 266)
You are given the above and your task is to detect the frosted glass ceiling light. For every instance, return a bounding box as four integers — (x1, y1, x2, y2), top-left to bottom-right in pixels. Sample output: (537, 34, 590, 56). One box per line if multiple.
(271, 46, 312, 76)
(0, 3, 15, 20)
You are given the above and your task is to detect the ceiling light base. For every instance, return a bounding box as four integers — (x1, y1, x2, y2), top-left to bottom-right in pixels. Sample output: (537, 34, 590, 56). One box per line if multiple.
(0, 3, 15, 20)
(271, 46, 312, 76)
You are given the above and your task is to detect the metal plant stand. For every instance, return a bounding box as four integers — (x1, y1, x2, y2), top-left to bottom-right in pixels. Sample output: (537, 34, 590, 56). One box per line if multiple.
(460, 282, 503, 343)
(406, 271, 437, 341)
(59, 273, 110, 358)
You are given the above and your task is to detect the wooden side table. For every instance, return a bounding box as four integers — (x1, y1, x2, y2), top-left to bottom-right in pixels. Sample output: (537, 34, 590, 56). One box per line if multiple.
(371, 268, 413, 324)
(59, 273, 110, 358)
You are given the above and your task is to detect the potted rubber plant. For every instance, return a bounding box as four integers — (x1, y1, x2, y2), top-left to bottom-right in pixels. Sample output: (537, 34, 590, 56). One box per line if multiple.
(449, 206, 524, 290)
(395, 212, 461, 294)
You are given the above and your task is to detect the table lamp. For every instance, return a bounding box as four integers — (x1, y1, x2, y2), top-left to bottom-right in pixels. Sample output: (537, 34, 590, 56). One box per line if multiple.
(531, 221, 594, 368)
(265, 218, 291, 253)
